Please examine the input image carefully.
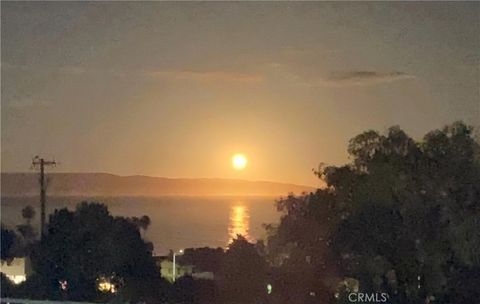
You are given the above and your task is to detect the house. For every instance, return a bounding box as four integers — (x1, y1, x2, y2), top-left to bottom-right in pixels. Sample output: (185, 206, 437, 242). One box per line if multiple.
(154, 255, 214, 283)
(0, 257, 32, 284)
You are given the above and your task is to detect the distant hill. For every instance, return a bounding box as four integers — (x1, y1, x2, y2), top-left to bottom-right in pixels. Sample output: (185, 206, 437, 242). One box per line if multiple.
(1, 173, 316, 197)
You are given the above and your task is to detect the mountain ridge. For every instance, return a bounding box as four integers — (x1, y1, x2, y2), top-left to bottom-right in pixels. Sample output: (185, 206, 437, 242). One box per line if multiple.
(1, 172, 316, 197)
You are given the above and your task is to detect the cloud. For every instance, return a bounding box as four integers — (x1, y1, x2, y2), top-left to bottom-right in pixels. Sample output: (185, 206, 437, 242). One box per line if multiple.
(147, 69, 264, 84)
(265, 63, 414, 87)
(319, 71, 415, 86)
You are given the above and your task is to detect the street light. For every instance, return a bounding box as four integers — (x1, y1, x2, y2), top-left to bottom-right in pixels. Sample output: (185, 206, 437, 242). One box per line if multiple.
(172, 249, 184, 282)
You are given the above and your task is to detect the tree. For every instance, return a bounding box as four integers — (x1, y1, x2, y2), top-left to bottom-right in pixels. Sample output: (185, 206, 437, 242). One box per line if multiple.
(1, 273, 15, 297)
(22, 205, 36, 224)
(17, 205, 37, 247)
(1, 226, 18, 260)
(266, 121, 480, 303)
(218, 235, 268, 304)
(27, 202, 168, 303)
(139, 215, 151, 231)
(173, 275, 195, 304)
(129, 215, 151, 238)
(180, 247, 224, 273)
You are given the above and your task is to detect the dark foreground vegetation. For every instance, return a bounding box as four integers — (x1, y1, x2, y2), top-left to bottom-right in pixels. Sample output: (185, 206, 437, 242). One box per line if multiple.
(1, 121, 479, 304)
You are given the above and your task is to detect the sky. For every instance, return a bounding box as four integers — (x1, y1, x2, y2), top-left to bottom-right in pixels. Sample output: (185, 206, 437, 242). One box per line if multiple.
(1, 2, 479, 187)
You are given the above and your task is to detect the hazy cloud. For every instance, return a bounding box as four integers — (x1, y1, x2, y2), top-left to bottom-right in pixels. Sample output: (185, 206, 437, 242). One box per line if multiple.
(319, 71, 415, 86)
(266, 63, 414, 87)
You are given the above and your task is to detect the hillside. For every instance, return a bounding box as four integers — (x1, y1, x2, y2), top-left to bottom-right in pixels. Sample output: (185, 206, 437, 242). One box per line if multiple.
(1, 173, 316, 197)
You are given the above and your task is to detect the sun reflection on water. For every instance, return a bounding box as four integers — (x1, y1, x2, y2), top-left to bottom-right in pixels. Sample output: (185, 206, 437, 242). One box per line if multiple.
(228, 204, 251, 244)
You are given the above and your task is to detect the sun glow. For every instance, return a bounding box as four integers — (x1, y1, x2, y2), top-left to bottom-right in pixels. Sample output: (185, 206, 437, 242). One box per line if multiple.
(232, 153, 248, 170)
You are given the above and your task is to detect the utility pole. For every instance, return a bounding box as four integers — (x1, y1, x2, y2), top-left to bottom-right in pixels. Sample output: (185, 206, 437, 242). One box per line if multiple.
(32, 156, 56, 239)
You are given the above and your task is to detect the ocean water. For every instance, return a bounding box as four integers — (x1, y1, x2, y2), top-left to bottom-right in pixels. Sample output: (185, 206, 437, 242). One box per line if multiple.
(1, 196, 281, 255)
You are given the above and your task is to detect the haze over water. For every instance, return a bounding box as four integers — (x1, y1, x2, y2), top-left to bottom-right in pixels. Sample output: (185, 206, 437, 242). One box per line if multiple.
(1, 196, 280, 255)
